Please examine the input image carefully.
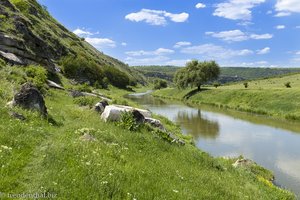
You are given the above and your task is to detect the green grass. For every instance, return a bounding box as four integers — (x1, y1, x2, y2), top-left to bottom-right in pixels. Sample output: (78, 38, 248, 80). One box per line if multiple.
(0, 63, 295, 199)
(153, 73, 300, 121)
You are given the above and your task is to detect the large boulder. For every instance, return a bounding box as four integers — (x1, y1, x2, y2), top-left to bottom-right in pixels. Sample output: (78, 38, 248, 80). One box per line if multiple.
(95, 100, 109, 114)
(13, 83, 47, 116)
(101, 105, 151, 122)
(232, 159, 255, 168)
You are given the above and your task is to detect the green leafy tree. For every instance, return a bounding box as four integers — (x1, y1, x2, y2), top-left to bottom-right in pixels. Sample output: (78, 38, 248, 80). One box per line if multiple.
(153, 79, 168, 90)
(174, 60, 220, 91)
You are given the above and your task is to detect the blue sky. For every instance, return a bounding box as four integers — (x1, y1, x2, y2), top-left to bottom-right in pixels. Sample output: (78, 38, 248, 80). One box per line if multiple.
(38, 0, 300, 67)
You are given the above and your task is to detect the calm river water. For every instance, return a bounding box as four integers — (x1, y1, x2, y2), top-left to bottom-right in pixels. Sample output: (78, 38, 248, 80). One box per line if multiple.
(126, 92, 300, 197)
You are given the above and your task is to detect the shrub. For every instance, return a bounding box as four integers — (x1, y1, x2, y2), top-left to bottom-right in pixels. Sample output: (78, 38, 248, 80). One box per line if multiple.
(117, 111, 141, 131)
(73, 96, 99, 108)
(101, 66, 130, 89)
(243, 82, 248, 88)
(60, 54, 104, 85)
(213, 82, 221, 88)
(284, 82, 291, 88)
(6, 67, 27, 84)
(25, 65, 48, 90)
(76, 83, 92, 93)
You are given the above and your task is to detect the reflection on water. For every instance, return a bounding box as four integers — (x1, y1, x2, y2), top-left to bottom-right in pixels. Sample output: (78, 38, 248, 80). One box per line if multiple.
(176, 110, 219, 139)
(126, 93, 300, 197)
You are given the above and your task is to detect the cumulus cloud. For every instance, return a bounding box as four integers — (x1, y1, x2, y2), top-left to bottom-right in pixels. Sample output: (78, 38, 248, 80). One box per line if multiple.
(213, 0, 265, 21)
(195, 3, 206, 9)
(165, 59, 191, 66)
(73, 28, 95, 37)
(276, 25, 286, 29)
(125, 9, 189, 26)
(275, 0, 300, 17)
(85, 37, 116, 49)
(206, 30, 273, 42)
(125, 48, 174, 57)
(125, 56, 170, 65)
(181, 44, 253, 59)
(250, 33, 273, 39)
(206, 30, 248, 42)
(173, 41, 192, 48)
(257, 47, 270, 54)
(121, 42, 127, 46)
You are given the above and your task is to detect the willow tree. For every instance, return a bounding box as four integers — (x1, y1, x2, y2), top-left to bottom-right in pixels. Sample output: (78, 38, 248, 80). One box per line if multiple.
(174, 60, 220, 91)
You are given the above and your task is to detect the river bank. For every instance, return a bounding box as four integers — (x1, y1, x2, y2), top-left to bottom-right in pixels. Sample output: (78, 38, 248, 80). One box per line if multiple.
(153, 73, 300, 121)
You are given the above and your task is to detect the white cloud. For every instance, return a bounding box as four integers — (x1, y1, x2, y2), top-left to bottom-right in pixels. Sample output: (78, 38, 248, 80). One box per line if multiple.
(206, 30, 273, 42)
(181, 43, 253, 59)
(125, 9, 189, 26)
(121, 42, 127, 46)
(213, 0, 265, 21)
(250, 33, 273, 39)
(275, 12, 291, 17)
(276, 25, 285, 29)
(195, 3, 206, 9)
(85, 37, 116, 49)
(206, 30, 248, 42)
(257, 47, 270, 54)
(73, 28, 94, 37)
(165, 59, 191, 66)
(125, 56, 169, 65)
(275, 0, 300, 16)
(173, 41, 192, 48)
(125, 48, 174, 57)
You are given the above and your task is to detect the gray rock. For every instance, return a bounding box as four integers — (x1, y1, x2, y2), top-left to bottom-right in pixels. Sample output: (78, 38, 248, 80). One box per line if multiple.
(101, 105, 151, 122)
(131, 110, 145, 123)
(0, 50, 24, 65)
(9, 111, 26, 121)
(232, 159, 255, 168)
(47, 80, 64, 90)
(13, 83, 47, 116)
(70, 90, 85, 98)
(144, 117, 166, 131)
(95, 100, 109, 114)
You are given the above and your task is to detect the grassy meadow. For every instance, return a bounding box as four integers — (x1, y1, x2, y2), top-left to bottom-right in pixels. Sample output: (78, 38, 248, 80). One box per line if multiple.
(0, 63, 295, 199)
(153, 73, 300, 121)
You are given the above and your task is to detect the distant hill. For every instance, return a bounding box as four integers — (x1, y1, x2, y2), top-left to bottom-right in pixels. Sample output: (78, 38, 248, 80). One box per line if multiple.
(0, 0, 145, 86)
(133, 65, 300, 84)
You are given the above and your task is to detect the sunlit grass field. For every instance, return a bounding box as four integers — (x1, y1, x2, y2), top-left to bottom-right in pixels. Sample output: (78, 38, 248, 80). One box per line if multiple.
(153, 73, 300, 121)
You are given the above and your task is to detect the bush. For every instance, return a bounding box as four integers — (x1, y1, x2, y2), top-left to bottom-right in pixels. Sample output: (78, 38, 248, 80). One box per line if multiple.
(243, 82, 248, 88)
(60, 54, 104, 85)
(213, 82, 221, 88)
(25, 65, 48, 90)
(76, 83, 92, 93)
(153, 79, 168, 90)
(73, 96, 99, 108)
(284, 82, 291, 88)
(102, 66, 130, 89)
(6, 67, 27, 84)
(117, 111, 141, 131)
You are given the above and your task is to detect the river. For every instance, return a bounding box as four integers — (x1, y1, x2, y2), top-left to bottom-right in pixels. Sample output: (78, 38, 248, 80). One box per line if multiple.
(126, 91, 300, 197)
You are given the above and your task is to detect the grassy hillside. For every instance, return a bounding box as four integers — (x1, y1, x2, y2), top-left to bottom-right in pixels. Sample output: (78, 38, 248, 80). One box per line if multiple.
(0, 60, 295, 199)
(133, 65, 300, 84)
(153, 73, 300, 121)
(0, 0, 145, 86)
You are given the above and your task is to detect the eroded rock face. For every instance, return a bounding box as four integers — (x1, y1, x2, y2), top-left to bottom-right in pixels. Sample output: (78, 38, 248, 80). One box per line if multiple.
(13, 83, 47, 116)
(232, 159, 255, 168)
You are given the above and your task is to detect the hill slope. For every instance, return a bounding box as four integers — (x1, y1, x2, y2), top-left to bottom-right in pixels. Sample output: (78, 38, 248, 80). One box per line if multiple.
(0, 0, 145, 85)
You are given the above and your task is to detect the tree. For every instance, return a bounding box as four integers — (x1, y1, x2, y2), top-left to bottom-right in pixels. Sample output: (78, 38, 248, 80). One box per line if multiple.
(153, 79, 168, 90)
(174, 60, 220, 91)
(243, 82, 248, 88)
